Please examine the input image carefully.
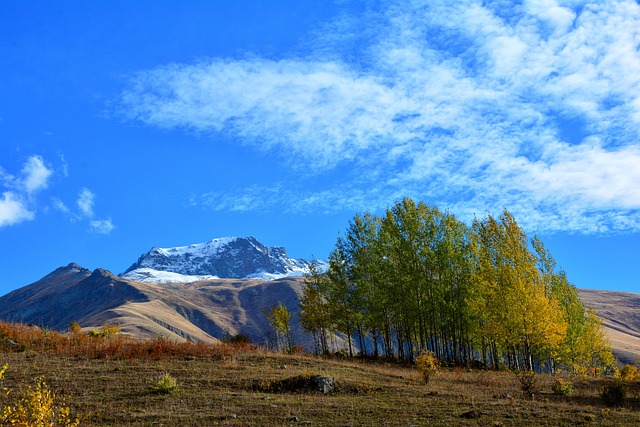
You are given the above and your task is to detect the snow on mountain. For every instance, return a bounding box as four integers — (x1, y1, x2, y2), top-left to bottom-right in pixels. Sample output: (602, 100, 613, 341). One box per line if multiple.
(121, 236, 326, 283)
(121, 268, 219, 284)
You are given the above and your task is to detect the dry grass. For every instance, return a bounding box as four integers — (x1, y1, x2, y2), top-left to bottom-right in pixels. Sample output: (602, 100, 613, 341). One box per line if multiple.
(2, 322, 640, 426)
(1, 352, 639, 426)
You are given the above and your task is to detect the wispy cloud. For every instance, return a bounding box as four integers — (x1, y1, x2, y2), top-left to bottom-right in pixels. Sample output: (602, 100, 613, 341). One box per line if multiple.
(55, 188, 114, 235)
(0, 156, 115, 234)
(90, 218, 115, 235)
(0, 155, 53, 227)
(51, 197, 71, 215)
(77, 188, 95, 218)
(119, 0, 640, 233)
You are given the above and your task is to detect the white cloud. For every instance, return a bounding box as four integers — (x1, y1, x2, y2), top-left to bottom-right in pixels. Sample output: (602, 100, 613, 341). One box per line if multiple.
(0, 157, 115, 234)
(119, 0, 640, 234)
(121, 59, 401, 171)
(0, 192, 34, 227)
(524, 0, 576, 29)
(21, 155, 52, 194)
(0, 155, 54, 227)
(90, 218, 114, 235)
(77, 188, 95, 218)
(51, 197, 71, 215)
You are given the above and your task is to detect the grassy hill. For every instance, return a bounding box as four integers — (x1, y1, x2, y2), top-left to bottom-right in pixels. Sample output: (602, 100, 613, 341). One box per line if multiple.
(1, 323, 639, 426)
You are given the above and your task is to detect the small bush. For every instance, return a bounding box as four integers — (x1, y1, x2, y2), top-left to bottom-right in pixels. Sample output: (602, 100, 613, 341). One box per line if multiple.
(0, 364, 79, 426)
(223, 333, 252, 345)
(551, 376, 573, 396)
(253, 373, 336, 394)
(152, 373, 178, 394)
(601, 382, 626, 407)
(515, 370, 539, 398)
(415, 351, 440, 386)
(619, 364, 639, 381)
(68, 321, 83, 334)
(88, 323, 122, 338)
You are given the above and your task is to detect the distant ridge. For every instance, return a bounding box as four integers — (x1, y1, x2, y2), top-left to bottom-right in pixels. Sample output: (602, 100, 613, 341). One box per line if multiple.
(0, 263, 317, 346)
(0, 238, 638, 363)
(121, 236, 326, 283)
(578, 289, 640, 366)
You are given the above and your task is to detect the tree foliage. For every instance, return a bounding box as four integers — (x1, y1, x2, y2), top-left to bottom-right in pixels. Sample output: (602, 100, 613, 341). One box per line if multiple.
(299, 260, 332, 355)
(266, 302, 295, 353)
(299, 198, 615, 374)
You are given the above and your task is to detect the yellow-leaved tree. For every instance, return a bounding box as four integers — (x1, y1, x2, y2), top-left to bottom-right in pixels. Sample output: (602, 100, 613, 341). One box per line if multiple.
(531, 236, 616, 375)
(266, 302, 295, 353)
(471, 211, 566, 371)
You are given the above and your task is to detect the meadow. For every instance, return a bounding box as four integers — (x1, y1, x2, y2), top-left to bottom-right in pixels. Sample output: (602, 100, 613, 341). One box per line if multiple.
(1, 323, 639, 426)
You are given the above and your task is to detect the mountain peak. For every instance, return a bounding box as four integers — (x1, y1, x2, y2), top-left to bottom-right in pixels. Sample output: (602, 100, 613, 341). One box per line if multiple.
(121, 236, 324, 283)
(51, 262, 90, 275)
(90, 268, 117, 279)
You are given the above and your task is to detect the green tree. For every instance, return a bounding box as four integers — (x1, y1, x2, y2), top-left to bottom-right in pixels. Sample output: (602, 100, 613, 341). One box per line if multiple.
(341, 212, 385, 357)
(313, 198, 607, 374)
(325, 242, 357, 357)
(299, 260, 332, 355)
(569, 308, 615, 376)
(266, 302, 294, 353)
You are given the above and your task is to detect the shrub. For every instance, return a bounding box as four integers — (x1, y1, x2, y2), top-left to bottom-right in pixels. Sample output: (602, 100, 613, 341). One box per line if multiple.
(415, 350, 440, 386)
(224, 333, 252, 345)
(0, 364, 79, 426)
(619, 364, 639, 381)
(100, 323, 122, 337)
(68, 321, 82, 334)
(152, 373, 178, 394)
(253, 373, 336, 394)
(88, 323, 122, 338)
(515, 370, 539, 398)
(0, 320, 249, 361)
(551, 376, 573, 396)
(87, 329, 102, 338)
(601, 382, 626, 407)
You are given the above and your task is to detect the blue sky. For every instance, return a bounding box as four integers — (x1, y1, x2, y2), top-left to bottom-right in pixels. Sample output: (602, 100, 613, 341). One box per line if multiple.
(1, 0, 639, 295)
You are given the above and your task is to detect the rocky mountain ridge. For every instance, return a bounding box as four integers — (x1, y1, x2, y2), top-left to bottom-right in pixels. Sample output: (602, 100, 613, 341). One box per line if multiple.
(0, 262, 314, 346)
(121, 236, 326, 283)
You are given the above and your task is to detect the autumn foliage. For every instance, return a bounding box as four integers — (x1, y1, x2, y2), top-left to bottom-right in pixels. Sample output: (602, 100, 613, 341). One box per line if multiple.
(1, 363, 79, 426)
(300, 198, 616, 375)
(0, 321, 253, 360)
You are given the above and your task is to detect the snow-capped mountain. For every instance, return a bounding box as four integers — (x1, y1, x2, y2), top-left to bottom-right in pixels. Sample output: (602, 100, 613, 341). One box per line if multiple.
(121, 236, 326, 283)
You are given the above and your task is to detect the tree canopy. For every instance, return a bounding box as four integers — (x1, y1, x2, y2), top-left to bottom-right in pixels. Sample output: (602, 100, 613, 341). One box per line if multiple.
(300, 198, 614, 374)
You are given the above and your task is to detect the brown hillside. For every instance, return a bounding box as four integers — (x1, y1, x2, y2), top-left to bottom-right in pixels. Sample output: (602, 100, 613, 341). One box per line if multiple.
(579, 289, 640, 365)
(1, 264, 639, 364)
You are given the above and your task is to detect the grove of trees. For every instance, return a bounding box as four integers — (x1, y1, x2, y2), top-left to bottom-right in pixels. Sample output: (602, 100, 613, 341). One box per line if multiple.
(300, 198, 615, 374)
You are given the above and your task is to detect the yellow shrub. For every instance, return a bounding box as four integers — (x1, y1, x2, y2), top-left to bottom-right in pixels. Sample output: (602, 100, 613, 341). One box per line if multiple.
(619, 364, 639, 381)
(415, 350, 440, 386)
(100, 323, 121, 337)
(152, 372, 178, 394)
(0, 364, 79, 426)
(68, 321, 83, 334)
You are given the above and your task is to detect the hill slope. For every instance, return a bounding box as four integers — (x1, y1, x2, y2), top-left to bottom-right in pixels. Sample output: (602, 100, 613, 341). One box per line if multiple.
(1, 264, 638, 364)
(578, 289, 640, 365)
(0, 263, 315, 347)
